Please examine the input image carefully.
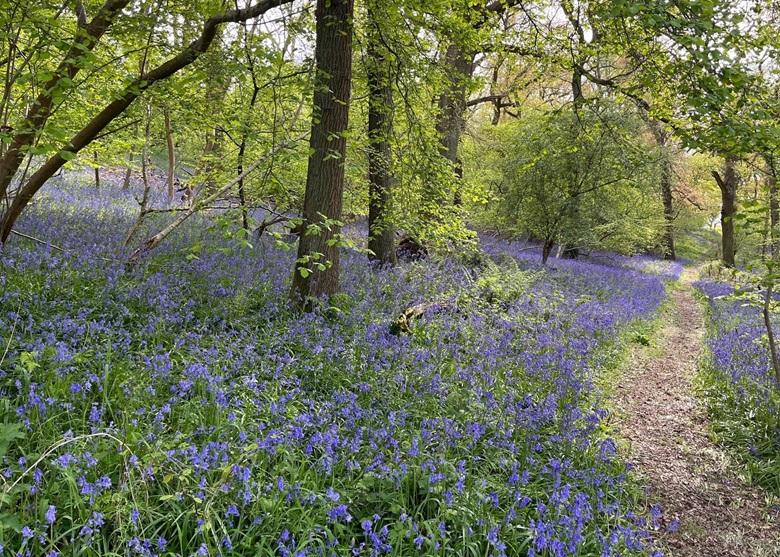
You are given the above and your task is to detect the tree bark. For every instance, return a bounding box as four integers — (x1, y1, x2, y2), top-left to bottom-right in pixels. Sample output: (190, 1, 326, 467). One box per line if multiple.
(712, 155, 739, 268)
(236, 25, 261, 233)
(649, 121, 676, 260)
(366, 13, 396, 266)
(561, 68, 585, 260)
(93, 150, 101, 189)
(660, 154, 676, 260)
(542, 237, 554, 265)
(164, 109, 175, 202)
(289, 0, 354, 309)
(0, 0, 131, 201)
(122, 164, 132, 189)
(0, 0, 292, 244)
(435, 43, 474, 206)
(766, 154, 778, 254)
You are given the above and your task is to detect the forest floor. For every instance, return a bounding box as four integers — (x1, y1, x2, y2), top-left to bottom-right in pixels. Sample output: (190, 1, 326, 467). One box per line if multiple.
(613, 267, 780, 557)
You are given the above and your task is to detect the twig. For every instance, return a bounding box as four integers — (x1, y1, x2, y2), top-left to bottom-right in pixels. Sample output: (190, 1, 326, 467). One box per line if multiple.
(11, 230, 65, 252)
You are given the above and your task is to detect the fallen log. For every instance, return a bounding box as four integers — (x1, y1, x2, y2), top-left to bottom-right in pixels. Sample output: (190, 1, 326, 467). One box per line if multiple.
(390, 301, 459, 335)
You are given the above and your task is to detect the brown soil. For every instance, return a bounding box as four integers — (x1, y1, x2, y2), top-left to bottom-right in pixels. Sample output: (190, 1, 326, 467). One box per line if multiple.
(613, 267, 780, 556)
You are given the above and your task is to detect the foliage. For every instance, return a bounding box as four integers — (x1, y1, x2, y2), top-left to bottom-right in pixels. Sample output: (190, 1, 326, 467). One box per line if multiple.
(466, 105, 664, 257)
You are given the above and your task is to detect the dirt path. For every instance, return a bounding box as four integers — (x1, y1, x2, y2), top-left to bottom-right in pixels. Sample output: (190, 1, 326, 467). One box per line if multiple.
(613, 267, 780, 557)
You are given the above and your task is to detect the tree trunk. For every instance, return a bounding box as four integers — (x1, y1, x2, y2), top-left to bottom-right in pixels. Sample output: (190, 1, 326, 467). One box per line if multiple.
(649, 121, 676, 260)
(435, 44, 474, 206)
(660, 155, 676, 260)
(289, 0, 354, 309)
(366, 13, 396, 266)
(236, 129, 252, 232)
(561, 67, 585, 260)
(763, 281, 780, 387)
(93, 150, 100, 189)
(542, 238, 554, 265)
(766, 154, 778, 254)
(236, 62, 260, 232)
(125, 104, 153, 246)
(164, 109, 175, 202)
(490, 57, 503, 126)
(122, 164, 132, 189)
(712, 155, 739, 268)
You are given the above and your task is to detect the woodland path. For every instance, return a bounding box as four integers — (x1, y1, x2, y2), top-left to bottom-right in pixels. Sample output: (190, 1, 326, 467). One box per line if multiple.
(613, 267, 780, 556)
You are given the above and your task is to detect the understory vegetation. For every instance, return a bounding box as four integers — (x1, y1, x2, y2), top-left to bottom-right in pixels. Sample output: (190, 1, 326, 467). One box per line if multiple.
(0, 180, 683, 556)
(695, 273, 780, 494)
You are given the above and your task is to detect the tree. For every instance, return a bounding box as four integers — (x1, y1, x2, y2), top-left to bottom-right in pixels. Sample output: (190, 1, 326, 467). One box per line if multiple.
(366, 5, 397, 265)
(712, 155, 740, 267)
(0, 0, 131, 203)
(648, 120, 676, 260)
(290, 0, 355, 308)
(476, 104, 662, 264)
(0, 0, 294, 247)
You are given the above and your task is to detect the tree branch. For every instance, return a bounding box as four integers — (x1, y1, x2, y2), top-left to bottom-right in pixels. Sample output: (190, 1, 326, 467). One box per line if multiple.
(0, 0, 294, 243)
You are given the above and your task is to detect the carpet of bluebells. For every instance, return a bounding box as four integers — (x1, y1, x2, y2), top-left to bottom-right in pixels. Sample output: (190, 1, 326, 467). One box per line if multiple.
(694, 279, 780, 491)
(0, 176, 677, 556)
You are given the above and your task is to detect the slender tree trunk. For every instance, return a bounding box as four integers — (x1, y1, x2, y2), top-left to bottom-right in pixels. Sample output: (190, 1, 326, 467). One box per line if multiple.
(164, 109, 175, 202)
(762, 156, 780, 387)
(542, 238, 554, 265)
(366, 13, 396, 266)
(122, 164, 132, 189)
(236, 134, 252, 232)
(561, 68, 586, 260)
(93, 150, 100, 189)
(660, 156, 676, 260)
(290, 0, 354, 309)
(125, 104, 153, 246)
(712, 155, 739, 268)
(490, 57, 503, 126)
(763, 282, 780, 387)
(236, 83, 260, 233)
(648, 121, 676, 260)
(766, 154, 778, 252)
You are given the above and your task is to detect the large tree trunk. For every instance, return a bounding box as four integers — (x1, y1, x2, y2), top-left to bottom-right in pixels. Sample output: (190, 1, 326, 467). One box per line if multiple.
(366, 12, 396, 266)
(289, 0, 354, 309)
(712, 155, 739, 267)
(164, 109, 175, 202)
(0, 0, 292, 245)
(0, 0, 131, 202)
